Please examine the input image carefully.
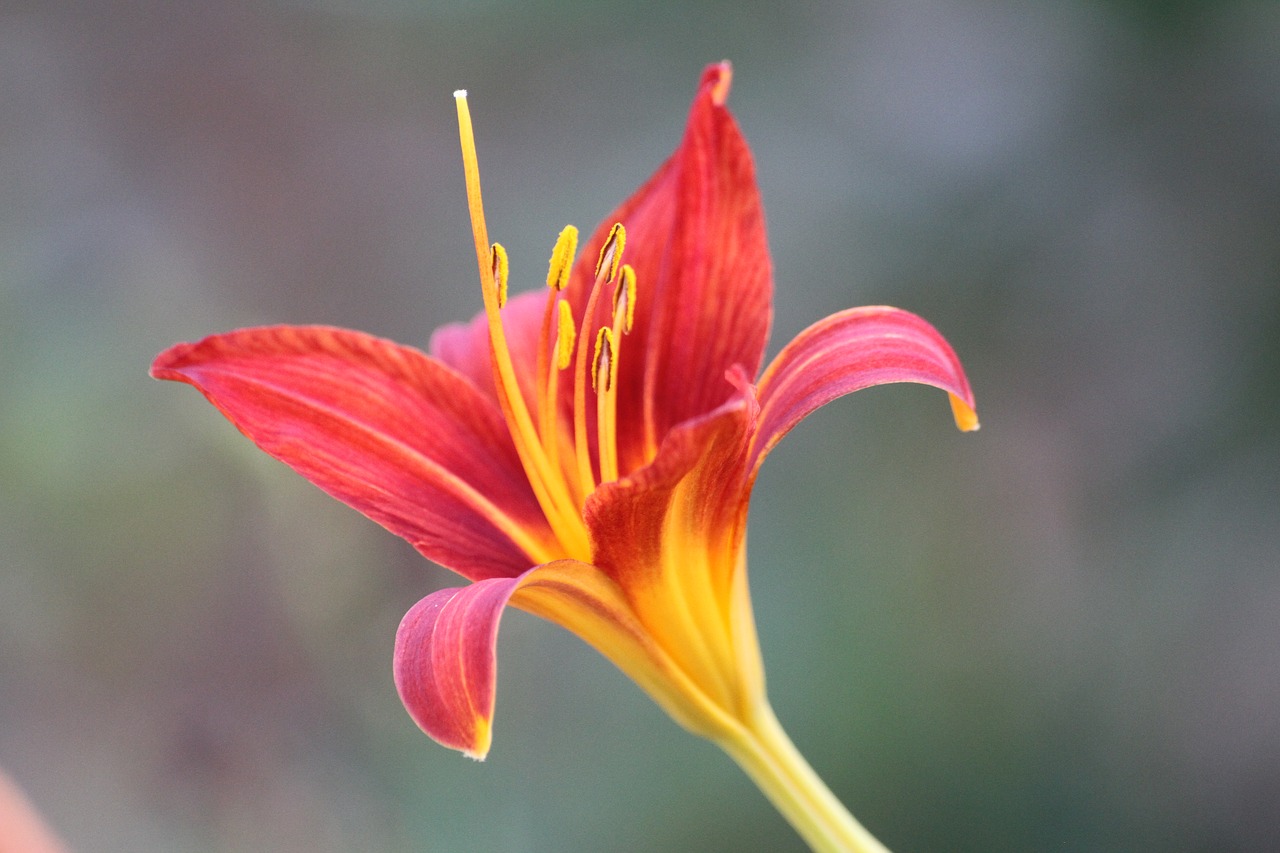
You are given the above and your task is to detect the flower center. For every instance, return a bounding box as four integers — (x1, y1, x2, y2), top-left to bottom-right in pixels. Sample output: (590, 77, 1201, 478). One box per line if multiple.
(454, 91, 638, 561)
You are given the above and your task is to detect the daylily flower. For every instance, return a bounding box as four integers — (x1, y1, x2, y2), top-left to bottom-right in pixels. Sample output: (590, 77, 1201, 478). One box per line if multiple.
(153, 62, 976, 852)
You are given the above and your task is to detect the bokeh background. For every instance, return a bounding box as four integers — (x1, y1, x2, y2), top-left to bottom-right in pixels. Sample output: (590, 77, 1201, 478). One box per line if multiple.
(3, 1, 1278, 850)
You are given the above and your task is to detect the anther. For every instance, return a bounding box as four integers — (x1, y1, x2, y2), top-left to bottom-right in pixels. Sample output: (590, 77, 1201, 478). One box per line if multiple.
(595, 223, 626, 283)
(556, 300, 576, 370)
(614, 264, 637, 333)
(546, 225, 579, 291)
(490, 242, 509, 308)
(592, 326, 615, 393)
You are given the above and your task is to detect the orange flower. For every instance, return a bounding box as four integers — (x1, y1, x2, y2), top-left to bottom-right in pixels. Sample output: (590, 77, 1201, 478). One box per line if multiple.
(153, 63, 976, 851)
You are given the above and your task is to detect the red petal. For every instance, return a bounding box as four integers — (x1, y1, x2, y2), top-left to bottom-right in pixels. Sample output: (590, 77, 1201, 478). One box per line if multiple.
(753, 306, 978, 470)
(395, 560, 681, 758)
(151, 325, 557, 579)
(393, 576, 519, 758)
(566, 62, 772, 472)
(586, 393, 754, 587)
(583, 391, 759, 709)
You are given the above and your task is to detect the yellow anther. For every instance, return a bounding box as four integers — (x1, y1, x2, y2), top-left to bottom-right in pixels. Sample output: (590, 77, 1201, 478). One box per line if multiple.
(592, 326, 615, 393)
(595, 222, 626, 283)
(614, 264, 637, 333)
(546, 225, 579, 291)
(556, 300, 576, 370)
(489, 242, 509, 308)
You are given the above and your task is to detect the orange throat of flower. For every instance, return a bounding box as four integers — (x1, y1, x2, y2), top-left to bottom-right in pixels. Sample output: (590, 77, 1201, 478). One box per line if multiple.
(454, 91, 643, 564)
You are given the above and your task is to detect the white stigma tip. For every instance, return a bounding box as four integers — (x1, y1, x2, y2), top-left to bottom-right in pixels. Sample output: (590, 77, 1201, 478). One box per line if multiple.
(454, 89, 468, 99)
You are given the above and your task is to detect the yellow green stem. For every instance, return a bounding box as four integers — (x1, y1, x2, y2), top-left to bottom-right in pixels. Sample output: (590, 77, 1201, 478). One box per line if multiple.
(715, 700, 891, 853)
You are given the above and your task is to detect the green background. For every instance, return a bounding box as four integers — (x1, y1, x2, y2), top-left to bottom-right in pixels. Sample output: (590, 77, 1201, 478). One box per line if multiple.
(2, 1, 1277, 850)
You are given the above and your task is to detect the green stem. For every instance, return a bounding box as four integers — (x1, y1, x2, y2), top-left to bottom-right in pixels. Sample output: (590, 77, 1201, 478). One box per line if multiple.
(715, 700, 890, 853)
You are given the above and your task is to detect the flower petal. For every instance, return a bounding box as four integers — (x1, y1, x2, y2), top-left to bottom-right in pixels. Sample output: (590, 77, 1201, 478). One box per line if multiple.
(753, 306, 978, 470)
(396, 559, 734, 757)
(152, 325, 559, 578)
(566, 61, 772, 472)
(394, 576, 520, 759)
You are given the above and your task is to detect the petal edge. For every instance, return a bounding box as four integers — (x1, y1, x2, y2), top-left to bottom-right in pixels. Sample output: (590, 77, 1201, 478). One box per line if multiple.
(753, 306, 977, 471)
(153, 325, 558, 578)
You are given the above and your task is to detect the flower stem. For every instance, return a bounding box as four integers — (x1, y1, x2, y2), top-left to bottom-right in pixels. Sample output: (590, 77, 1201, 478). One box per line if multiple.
(715, 701, 891, 853)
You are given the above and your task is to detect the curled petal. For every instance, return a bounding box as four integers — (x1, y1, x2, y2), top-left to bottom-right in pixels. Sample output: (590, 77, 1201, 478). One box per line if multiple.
(585, 392, 760, 712)
(395, 560, 732, 758)
(394, 575, 522, 759)
(587, 392, 754, 588)
(753, 306, 978, 470)
(152, 326, 558, 578)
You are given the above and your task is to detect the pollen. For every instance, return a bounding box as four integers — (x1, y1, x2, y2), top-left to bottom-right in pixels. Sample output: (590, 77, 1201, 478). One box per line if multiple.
(556, 300, 576, 370)
(592, 326, 615, 393)
(489, 243, 509, 308)
(595, 223, 626, 283)
(615, 264, 637, 333)
(547, 225, 579, 291)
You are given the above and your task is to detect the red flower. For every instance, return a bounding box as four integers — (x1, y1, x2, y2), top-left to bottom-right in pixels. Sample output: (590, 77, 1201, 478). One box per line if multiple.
(153, 62, 975, 812)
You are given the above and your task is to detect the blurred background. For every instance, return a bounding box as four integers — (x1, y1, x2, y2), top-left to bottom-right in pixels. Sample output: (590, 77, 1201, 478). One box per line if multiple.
(2, 0, 1278, 850)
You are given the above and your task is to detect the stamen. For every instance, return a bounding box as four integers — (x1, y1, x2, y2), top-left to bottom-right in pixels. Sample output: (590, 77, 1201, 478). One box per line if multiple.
(569, 222, 632, 493)
(546, 226, 579, 291)
(570, 261, 612, 495)
(593, 326, 619, 484)
(538, 295, 577, 496)
(454, 90, 589, 558)
(534, 226, 579, 485)
(595, 223, 626, 283)
(556, 300, 576, 370)
(490, 242, 509, 308)
(592, 326, 615, 393)
(614, 264, 637, 333)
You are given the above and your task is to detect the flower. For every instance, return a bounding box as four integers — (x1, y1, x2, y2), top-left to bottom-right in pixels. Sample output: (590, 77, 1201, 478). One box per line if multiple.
(153, 61, 976, 851)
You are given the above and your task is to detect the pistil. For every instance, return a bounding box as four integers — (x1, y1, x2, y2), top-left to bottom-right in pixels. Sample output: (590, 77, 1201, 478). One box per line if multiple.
(454, 90, 589, 559)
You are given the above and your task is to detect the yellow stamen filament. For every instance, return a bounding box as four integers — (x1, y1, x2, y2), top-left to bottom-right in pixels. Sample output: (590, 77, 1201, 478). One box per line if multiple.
(538, 296, 576, 487)
(454, 90, 589, 559)
(597, 263, 636, 487)
(571, 223, 632, 496)
(532, 228, 582, 502)
(571, 267, 610, 495)
(454, 94, 646, 534)
(547, 225, 578, 291)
